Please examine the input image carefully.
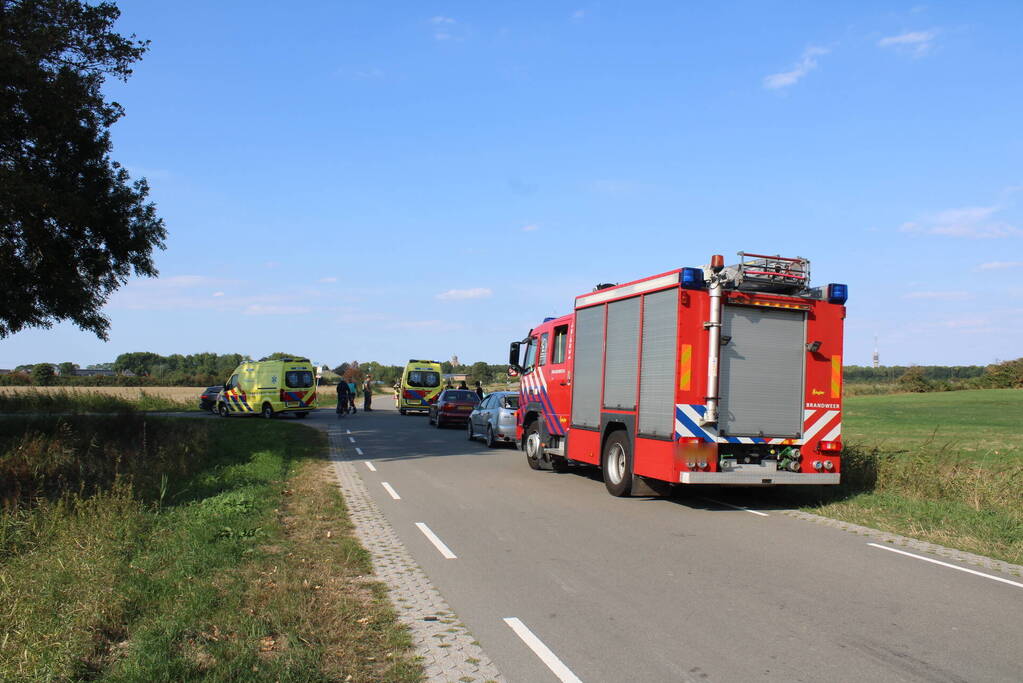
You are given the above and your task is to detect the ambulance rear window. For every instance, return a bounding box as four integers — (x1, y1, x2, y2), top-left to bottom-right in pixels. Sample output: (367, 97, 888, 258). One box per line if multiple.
(407, 371, 440, 388)
(285, 371, 314, 388)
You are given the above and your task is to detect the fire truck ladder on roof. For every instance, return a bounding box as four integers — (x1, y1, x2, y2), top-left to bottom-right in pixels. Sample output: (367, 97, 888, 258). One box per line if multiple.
(733, 252, 810, 294)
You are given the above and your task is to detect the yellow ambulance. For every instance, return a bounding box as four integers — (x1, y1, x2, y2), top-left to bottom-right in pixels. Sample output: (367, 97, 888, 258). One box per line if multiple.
(397, 359, 443, 415)
(217, 357, 317, 419)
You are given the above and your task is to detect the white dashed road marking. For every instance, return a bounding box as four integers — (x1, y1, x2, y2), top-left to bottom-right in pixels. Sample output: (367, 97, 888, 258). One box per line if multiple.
(364, 461, 376, 472)
(349, 436, 356, 443)
(503, 617, 582, 683)
(703, 497, 769, 517)
(381, 482, 401, 500)
(356, 447, 364, 456)
(868, 543, 1023, 589)
(415, 522, 457, 559)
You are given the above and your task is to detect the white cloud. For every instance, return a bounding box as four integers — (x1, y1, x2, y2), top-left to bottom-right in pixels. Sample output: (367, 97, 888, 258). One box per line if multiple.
(763, 46, 829, 90)
(430, 15, 457, 40)
(521, 224, 539, 232)
(900, 205, 1021, 239)
(244, 304, 312, 316)
(436, 287, 492, 301)
(212, 291, 225, 297)
(903, 291, 971, 301)
(572, 9, 587, 20)
(318, 276, 338, 283)
(979, 261, 1023, 270)
(878, 30, 938, 57)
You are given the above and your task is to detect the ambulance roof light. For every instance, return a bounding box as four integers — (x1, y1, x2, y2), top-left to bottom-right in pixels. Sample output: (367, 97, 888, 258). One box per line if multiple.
(827, 283, 848, 305)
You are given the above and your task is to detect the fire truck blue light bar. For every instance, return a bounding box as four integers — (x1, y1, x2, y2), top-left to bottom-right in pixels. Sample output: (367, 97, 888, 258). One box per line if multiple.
(681, 268, 705, 289)
(827, 283, 848, 305)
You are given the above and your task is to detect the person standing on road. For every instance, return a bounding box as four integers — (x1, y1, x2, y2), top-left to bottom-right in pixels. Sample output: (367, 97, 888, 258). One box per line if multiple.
(474, 380, 485, 401)
(363, 376, 373, 411)
(335, 379, 351, 417)
(347, 379, 358, 414)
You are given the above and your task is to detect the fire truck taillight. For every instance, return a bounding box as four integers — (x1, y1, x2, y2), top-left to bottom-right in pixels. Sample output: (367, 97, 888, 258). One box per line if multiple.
(677, 437, 702, 446)
(819, 440, 842, 453)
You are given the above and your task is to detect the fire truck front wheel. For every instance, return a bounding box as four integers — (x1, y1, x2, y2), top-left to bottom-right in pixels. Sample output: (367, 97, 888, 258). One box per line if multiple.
(602, 430, 633, 497)
(523, 422, 542, 470)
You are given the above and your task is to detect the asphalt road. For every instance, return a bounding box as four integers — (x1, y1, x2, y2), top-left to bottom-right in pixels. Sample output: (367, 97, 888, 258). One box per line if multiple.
(296, 401, 1020, 683)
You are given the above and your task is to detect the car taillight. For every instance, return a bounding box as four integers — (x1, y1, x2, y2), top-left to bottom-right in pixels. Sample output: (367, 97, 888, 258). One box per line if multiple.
(201, 394, 208, 399)
(441, 402, 452, 410)
(819, 440, 842, 453)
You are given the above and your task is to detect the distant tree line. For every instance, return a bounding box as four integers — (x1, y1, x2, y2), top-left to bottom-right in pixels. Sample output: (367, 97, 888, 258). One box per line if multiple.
(846, 361, 1022, 393)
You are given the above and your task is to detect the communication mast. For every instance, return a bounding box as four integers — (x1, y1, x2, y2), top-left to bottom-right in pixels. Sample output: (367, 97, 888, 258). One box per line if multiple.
(872, 336, 880, 369)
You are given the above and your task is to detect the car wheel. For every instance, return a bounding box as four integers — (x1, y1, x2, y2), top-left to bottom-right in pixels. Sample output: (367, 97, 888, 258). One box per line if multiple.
(485, 425, 496, 449)
(435, 416, 444, 428)
(523, 421, 541, 470)
(466, 420, 475, 441)
(261, 403, 274, 419)
(602, 430, 633, 497)
(218, 402, 230, 418)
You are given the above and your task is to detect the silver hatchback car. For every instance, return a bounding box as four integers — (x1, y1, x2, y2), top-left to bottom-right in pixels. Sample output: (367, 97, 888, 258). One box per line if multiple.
(466, 391, 519, 447)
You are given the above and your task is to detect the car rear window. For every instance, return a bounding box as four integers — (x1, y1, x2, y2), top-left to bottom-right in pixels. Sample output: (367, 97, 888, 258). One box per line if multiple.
(407, 371, 440, 388)
(443, 390, 479, 402)
(285, 371, 314, 388)
(501, 395, 519, 409)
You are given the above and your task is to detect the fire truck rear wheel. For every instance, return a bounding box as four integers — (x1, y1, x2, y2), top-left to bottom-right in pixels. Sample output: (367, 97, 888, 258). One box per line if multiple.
(523, 422, 542, 470)
(602, 430, 633, 497)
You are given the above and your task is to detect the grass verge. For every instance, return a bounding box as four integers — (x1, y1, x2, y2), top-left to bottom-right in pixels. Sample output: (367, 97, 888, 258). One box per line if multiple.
(0, 417, 421, 682)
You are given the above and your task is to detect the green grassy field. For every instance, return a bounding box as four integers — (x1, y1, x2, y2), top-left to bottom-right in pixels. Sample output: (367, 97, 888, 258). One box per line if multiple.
(0, 417, 420, 682)
(800, 389, 1023, 565)
(843, 389, 1022, 464)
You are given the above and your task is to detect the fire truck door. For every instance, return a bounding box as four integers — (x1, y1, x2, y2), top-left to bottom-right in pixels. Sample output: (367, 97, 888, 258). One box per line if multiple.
(718, 306, 805, 438)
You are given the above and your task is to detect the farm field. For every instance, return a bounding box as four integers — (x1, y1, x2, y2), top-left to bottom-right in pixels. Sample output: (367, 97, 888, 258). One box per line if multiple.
(0, 385, 203, 403)
(843, 388, 1022, 464)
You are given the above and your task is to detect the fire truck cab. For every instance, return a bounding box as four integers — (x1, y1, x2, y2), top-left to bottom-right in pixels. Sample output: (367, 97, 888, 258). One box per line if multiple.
(510, 252, 847, 496)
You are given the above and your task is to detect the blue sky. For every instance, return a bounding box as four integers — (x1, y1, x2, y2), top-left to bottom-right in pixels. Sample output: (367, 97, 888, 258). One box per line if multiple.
(3, 1, 1022, 369)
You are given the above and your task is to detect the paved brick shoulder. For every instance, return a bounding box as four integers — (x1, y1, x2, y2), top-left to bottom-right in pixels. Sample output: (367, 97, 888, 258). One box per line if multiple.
(784, 509, 1023, 578)
(325, 426, 505, 683)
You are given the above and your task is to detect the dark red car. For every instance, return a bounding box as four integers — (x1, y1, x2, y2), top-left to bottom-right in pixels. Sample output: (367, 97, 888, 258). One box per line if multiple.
(428, 389, 480, 428)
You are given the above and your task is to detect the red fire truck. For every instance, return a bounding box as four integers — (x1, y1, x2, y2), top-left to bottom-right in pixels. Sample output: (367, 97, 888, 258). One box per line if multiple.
(509, 252, 847, 496)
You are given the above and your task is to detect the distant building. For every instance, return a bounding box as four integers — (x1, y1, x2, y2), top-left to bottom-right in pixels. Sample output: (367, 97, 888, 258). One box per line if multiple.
(443, 373, 469, 383)
(450, 355, 460, 367)
(0, 369, 11, 375)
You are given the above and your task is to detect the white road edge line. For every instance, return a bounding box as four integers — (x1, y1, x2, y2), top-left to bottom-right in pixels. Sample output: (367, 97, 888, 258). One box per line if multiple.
(364, 461, 376, 472)
(381, 482, 401, 500)
(415, 522, 457, 559)
(703, 497, 769, 517)
(349, 436, 356, 443)
(503, 617, 582, 683)
(867, 543, 1023, 589)
(356, 447, 364, 456)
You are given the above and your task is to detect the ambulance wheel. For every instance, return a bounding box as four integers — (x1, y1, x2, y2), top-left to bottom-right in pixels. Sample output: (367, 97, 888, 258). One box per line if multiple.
(261, 403, 274, 419)
(399, 408, 406, 415)
(218, 402, 230, 418)
(602, 430, 633, 497)
(523, 422, 542, 470)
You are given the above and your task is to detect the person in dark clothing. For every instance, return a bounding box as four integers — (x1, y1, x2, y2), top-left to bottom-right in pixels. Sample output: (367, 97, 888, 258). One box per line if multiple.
(336, 380, 351, 417)
(363, 376, 373, 411)
(474, 380, 485, 400)
(458, 380, 468, 390)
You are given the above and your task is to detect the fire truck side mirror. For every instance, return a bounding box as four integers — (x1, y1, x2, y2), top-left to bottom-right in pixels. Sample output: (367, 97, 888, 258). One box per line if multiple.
(509, 341, 522, 371)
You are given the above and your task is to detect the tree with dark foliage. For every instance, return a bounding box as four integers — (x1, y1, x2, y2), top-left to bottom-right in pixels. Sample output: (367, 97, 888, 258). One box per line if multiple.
(0, 0, 165, 340)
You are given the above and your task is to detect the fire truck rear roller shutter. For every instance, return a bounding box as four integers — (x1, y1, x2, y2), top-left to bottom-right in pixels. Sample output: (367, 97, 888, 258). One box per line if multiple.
(603, 297, 640, 411)
(571, 305, 605, 429)
(638, 289, 679, 438)
(718, 306, 805, 438)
